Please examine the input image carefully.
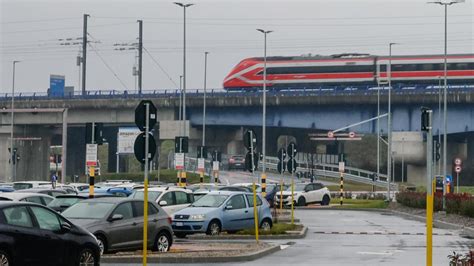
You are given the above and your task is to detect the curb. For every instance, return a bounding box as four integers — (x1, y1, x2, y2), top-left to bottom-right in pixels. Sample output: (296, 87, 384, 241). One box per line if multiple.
(187, 226, 308, 240)
(389, 209, 474, 238)
(101, 243, 281, 264)
(295, 207, 391, 212)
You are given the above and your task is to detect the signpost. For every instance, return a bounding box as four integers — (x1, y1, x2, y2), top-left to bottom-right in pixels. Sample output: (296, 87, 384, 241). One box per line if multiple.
(134, 100, 157, 266)
(454, 158, 462, 193)
(175, 153, 185, 170)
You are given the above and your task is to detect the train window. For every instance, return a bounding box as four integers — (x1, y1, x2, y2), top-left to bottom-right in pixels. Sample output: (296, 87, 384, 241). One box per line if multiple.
(455, 63, 468, 70)
(262, 65, 374, 75)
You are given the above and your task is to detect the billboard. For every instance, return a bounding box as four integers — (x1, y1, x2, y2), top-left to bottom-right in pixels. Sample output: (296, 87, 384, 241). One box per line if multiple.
(50, 75, 65, 96)
(118, 127, 141, 154)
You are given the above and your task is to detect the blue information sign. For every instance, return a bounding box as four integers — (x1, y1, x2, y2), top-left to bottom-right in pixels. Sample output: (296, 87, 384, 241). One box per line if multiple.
(50, 75, 65, 96)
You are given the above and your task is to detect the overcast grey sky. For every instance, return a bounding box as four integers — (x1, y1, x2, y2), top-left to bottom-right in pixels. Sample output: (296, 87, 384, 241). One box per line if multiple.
(1, 0, 473, 93)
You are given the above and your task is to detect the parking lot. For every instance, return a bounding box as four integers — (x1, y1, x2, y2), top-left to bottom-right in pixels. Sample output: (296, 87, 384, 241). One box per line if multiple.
(103, 209, 473, 266)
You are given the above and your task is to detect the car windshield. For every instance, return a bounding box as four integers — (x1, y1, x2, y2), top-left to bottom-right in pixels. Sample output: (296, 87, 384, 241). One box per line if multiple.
(13, 183, 33, 190)
(62, 201, 115, 219)
(131, 191, 162, 201)
(191, 194, 229, 207)
(286, 184, 306, 192)
(47, 197, 83, 208)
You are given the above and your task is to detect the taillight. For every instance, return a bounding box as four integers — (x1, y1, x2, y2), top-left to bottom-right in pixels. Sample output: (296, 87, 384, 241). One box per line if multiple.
(167, 217, 172, 225)
(229, 158, 235, 163)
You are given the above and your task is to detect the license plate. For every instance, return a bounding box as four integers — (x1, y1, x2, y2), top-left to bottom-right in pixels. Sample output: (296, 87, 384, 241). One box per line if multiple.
(176, 222, 184, 226)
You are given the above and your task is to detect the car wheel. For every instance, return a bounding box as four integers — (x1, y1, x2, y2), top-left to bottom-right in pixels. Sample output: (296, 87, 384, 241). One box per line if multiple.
(298, 197, 306, 207)
(206, 220, 221, 236)
(154, 231, 171, 252)
(260, 219, 272, 231)
(175, 232, 187, 239)
(77, 248, 98, 266)
(95, 235, 107, 255)
(322, 195, 330, 206)
(0, 250, 11, 266)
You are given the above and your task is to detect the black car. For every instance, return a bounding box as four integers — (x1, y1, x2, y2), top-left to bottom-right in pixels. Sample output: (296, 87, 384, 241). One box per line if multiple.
(0, 202, 100, 265)
(227, 155, 245, 170)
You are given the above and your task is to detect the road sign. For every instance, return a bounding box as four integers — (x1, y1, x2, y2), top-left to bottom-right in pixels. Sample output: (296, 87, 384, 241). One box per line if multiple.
(349, 132, 356, 138)
(135, 100, 157, 131)
(287, 158, 297, 174)
(175, 153, 185, 170)
(86, 144, 98, 166)
(245, 152, 258, 172)
(328, 131, 334, 138)
(133, 133, 157, 164)
(338, 161, 345, 173)
(198, 158, 205, 171)
(287, 142, 297, 158)
(244, 130, 257, 150)
(455, 158, 462, 165)
(277, 148, 287, 161)
(455, 165, 462, 173)
(277, 161, 286, 174)
(118, 127, 141, 154)
(212, 161, 219, 171)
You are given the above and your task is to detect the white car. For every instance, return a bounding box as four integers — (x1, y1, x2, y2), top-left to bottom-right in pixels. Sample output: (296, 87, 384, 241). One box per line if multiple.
(275, 183, 331, 206)
(12, 181, 51, 190)
(131, 186, 194, 215)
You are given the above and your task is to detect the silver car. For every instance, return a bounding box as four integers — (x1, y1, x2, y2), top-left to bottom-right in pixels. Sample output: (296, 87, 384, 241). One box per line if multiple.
(62, 197, 173, 255)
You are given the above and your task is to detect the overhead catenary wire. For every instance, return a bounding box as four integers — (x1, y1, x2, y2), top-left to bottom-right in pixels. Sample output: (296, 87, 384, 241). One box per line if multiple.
(87, 41, 129, 90)
(143, 46, 178, 88)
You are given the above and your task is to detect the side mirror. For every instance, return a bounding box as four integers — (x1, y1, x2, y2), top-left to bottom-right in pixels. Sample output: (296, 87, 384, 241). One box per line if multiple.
(60, 223, 72, 232)
(225, 205, 233, 210)
(159, 200, 168, 206)
(108, 214, 124, 222)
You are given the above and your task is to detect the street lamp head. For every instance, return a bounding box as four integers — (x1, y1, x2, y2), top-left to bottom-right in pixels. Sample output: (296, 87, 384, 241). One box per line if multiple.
(257, 29, 273, 34)
(174, 2, 194, 7)
(428, 0, 464, 4)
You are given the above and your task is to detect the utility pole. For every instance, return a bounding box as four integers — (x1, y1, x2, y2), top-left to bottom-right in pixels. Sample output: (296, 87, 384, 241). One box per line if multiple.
(138, 20, 143, 94)
(82, 14, 89, 96)
(202, 52, 209, 146)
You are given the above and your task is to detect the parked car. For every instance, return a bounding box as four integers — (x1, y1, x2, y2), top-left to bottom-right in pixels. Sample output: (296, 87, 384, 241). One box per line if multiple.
(187, 183, 220, 192)
(227, 155, 245, 170)
(275, 182, 331, 206)
(77, 187, 133, 197)
(62, 197, 173, 255)
(0, 201, 100, 265)
(131, 187, 194, 215)
(0, 192, 54, 206)
(38, 184, 78, 194)
(67, 182, 90, 192)
(17, 188, 71, 197)
(172, 191, 273, 238)
(0, 186, 14, 193)
(46, 194, 114, 213)
(12, 181, 51, 190)
(218, 186, 251, 192)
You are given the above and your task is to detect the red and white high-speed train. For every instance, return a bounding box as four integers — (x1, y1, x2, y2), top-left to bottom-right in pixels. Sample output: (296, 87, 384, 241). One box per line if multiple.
(223, 53, 474, 90)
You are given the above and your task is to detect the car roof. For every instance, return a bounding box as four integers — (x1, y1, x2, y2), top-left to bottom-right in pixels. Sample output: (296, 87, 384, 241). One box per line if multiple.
(0, 192, 54, 200)
(13, 181, 50, 184)
(137, 186, 192, 193)
(18, 188, 67, 193)
(0, 201, 46, 208)
(79, 197, 142, 204)
(206, 190, 252, 196)
(54, 194, 90, 199)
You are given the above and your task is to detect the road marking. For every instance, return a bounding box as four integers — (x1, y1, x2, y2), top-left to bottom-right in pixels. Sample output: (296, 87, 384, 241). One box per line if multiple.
(280, 245, 291, 250)
(313, 231, 457, 236)
(357, 251, 393, 256)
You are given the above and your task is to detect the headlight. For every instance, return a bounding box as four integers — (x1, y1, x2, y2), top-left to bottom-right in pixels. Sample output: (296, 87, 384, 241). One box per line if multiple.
(189, 214, 206, 221)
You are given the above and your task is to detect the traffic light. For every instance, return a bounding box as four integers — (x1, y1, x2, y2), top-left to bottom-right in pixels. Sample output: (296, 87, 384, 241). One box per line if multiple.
(421, 107, 431, 132)
(8, 148, 19, 165)
(85, 123, 106, 145)
(287, 142, 297, 174)
(244, 130, 258, 172)
(175, 136, 189, 153)
(434, 140, 441, 162)
(277, 148, 286, 174)
(197, 146, 207, 159)
(211, 150, 221, 162)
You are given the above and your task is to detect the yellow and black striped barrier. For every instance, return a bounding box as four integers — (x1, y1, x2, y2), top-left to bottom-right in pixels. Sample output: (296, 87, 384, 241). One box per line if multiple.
(89, 166, 95, 198)
(339, 172, 344, 205)
(181, 171, 187, 187)
(261, 173, 267, 197)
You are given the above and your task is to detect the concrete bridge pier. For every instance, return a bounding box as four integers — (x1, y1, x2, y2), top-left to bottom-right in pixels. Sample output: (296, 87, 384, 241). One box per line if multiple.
(0, 125, 51, 182)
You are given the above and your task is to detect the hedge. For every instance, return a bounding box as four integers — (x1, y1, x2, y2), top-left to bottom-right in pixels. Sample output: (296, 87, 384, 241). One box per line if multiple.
(396, 191, 474, 217)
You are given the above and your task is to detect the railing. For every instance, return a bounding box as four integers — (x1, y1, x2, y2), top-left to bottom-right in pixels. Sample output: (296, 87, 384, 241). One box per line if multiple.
(1, 84, 473, 101)
(180, 155, 397, 190)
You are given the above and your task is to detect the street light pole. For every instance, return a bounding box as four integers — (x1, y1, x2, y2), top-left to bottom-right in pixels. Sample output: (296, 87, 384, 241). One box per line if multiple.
(202, 52, 209, 146)
(174, 2, 194, 137)
(178, 75, 183, 135)
(257, 28, 273, 191)
(429, 0, 463, 209)
(387, 42, 398, 201)
(10, 60, 20, 182)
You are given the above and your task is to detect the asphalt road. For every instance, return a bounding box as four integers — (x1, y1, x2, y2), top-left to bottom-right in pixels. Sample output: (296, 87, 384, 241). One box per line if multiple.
(103, 209, 472, 266)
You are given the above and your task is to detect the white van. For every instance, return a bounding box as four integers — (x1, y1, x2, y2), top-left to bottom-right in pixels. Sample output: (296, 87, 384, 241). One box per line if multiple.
(13, 181, 51, 190)
(131, 186, 194, 215)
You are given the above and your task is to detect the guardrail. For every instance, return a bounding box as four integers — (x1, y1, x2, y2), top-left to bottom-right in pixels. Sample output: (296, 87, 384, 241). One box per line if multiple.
(2, 84, 473, 101)
(181, 155, 397, 190)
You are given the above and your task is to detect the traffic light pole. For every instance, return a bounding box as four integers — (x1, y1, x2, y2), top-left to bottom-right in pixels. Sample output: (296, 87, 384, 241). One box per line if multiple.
(250, 132, 259, 243)
(142, 103, 150, 265)
(424, 108, 433, 266)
